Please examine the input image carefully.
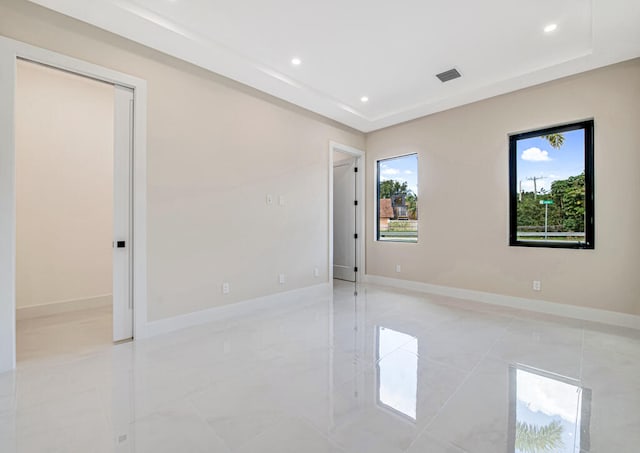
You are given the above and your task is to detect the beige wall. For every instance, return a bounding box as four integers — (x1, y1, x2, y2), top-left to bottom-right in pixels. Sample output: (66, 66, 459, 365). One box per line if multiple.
(366, 59, 640, 316)
(0, 0, 365, 320)
(16, 60, 114, 309)
(4, 0, 636, 321)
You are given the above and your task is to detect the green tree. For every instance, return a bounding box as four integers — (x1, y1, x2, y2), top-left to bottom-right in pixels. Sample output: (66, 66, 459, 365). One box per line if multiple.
(518, 191, 543, 227)
(543, 133, 565, 149)
(406, 193, 417, 220)
(515, 420, 564, 453)
(517, 132, 586, 235)
(551, 172, 585, 231)
(379, 179, 409, 198)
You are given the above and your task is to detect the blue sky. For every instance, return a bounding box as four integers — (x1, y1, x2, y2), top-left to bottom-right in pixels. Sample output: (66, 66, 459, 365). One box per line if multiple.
(379, 154, 418, 196)
(517, 129, 585, 194)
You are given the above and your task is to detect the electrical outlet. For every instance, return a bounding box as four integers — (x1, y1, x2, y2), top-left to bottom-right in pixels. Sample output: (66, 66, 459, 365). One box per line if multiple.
(314, 267, 319, 278)
(279, 273, 286, 284)
(222, 282, 230, 294)
(266, 194, 273, 205)
(395, 264, 401, 273)
(533, 280, 541, 291)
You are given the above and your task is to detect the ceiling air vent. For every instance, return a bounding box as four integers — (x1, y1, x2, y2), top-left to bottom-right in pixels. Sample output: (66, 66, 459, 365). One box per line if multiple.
(436, 68, 461, 83)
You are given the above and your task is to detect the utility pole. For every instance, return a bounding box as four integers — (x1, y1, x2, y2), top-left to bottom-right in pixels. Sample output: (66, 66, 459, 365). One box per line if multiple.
(519, 180, 523, 202)
(526, 176, 545, 200)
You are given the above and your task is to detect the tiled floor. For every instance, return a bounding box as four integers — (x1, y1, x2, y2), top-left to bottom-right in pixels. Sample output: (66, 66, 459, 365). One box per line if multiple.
(1, 281, 639, 452)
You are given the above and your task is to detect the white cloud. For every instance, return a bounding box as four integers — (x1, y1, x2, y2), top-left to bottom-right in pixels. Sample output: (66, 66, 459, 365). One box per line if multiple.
(404, 170, 414, 175)
(521, 147, 551, 162)
(517, 369, 581, 423)
(381, 167, 400, 176)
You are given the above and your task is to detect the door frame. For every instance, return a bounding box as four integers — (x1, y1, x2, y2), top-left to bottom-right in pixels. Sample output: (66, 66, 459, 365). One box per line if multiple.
(329, 141, 365, 286)
(0, 36, 148, 373)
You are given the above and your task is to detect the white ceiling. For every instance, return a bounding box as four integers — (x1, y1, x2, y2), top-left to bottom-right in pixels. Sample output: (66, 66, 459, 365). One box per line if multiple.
(27, 0, 640, 132)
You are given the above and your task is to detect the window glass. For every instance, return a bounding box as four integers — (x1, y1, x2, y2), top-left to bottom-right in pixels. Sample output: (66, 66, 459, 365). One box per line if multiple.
(377, 154, 418, 242)
(510, 121, 594, 248)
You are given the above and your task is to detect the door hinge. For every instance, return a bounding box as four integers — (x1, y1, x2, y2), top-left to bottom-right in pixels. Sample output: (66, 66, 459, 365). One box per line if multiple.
(354, 267, 358, 273)
(354, 233, 358, 239)
(354, 167, 358, 173)
(354, 200, 358, 206)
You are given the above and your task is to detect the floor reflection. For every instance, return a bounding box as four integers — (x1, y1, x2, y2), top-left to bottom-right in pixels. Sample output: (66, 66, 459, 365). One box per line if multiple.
(376, 326, 418, 420)
(7, 280, 635, 452)
(508, 364, 591, 453)
(330, 281, 602, 452)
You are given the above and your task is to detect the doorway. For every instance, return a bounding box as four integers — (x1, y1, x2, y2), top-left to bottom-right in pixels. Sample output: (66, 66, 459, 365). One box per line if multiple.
(329, 142, 365, 284)
(14, 60, 132, 361)
(0, 37, 148, 373)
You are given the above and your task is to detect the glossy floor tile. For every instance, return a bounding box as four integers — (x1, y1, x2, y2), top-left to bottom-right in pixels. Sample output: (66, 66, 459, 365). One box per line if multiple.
(1, 281, 639, 452)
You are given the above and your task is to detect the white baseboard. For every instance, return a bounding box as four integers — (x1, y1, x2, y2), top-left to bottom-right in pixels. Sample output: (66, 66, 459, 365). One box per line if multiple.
(143, 283, 332, 338)
(16, 294, 112, 320)
(362, 274, 640, 330)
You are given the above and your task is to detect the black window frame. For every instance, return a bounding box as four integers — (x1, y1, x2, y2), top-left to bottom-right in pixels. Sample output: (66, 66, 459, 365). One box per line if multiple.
(509, 120, 594, 249)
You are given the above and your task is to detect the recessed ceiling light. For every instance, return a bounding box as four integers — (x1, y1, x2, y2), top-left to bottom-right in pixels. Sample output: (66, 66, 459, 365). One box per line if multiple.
(291, 57, 301, 66)
(360, 96, 369, 103)
(544, 23, 558, 33)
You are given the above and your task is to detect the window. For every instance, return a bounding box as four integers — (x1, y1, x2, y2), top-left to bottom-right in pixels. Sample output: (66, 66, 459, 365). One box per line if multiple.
(509, 120, 594, 249)
(376, 154, 418, 242)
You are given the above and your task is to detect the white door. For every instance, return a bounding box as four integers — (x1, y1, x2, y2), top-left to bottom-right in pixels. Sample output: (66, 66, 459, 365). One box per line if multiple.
(333, 157, 357, 282)
(113, 85, 133, 342)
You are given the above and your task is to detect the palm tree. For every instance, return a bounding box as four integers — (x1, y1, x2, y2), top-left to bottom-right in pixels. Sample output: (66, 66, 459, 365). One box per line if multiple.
(515, 420, 564, 453)
(543, 133, 565, 149)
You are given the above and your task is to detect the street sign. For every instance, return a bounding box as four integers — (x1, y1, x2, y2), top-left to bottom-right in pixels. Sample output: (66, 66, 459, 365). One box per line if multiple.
(539, 200, 554, 205)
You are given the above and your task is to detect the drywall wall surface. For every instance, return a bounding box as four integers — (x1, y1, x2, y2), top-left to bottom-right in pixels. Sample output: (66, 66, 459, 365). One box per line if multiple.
(366, 58, 640, 316)
(0, 0, 364, 321)
(16, 60, 113, 308)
